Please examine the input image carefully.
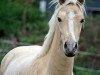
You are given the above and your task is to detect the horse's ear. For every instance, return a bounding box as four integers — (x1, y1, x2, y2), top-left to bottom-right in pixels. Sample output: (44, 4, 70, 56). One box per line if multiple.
(59, 0, 66, 5)
(78, 0, 85, 4)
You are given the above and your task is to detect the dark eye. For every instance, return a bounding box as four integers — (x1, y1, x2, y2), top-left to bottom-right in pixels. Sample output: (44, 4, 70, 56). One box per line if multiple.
(57, 17, 62, 22)
(80, 19, 85, 23)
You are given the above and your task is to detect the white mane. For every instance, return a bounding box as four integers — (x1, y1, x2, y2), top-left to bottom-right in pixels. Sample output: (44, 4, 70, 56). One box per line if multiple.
(36, 0, 86, 59)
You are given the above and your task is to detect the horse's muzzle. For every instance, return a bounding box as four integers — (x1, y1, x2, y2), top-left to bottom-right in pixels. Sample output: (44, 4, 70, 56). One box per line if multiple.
(64, 41, 78, 57)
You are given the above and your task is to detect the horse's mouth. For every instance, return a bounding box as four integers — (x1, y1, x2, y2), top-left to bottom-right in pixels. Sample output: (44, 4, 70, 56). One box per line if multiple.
(65, 52, 76, 57)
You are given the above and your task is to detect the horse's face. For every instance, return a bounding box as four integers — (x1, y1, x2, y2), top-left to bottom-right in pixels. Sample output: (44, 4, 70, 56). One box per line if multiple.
(57, 3, 85, 57)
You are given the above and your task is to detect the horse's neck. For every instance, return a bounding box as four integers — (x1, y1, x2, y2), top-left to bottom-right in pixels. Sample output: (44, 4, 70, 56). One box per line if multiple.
(45, 26, 74, 75)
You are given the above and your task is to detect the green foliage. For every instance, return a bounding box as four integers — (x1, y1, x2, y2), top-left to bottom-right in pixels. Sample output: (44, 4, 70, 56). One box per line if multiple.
(79, 17, 100, 53)
(0, 1, 24, 36)
(0, 0, 49, 44)
(74, 70, 100, 75)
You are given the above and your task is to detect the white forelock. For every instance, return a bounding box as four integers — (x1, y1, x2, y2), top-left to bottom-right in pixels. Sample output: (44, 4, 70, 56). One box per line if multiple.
(50, 0, 86, 13)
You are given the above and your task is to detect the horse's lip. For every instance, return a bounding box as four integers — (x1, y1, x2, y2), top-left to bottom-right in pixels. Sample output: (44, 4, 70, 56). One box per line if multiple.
(65, 52, 75, 57)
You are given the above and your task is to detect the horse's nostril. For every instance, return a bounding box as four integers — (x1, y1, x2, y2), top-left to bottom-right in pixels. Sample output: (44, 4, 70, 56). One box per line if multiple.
(64, 42, 68, 49)
(74, 43, 78, 49)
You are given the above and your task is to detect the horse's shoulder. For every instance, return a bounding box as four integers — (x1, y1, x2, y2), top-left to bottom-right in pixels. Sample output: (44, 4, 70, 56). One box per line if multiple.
(1, 45, 42, 73)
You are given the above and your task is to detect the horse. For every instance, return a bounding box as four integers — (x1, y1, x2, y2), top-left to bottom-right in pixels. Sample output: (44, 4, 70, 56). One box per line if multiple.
(0, 0, 85, 75)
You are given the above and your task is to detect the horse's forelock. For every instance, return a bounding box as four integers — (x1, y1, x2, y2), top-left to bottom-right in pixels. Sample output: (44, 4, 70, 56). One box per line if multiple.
(50, 0, 86, 14)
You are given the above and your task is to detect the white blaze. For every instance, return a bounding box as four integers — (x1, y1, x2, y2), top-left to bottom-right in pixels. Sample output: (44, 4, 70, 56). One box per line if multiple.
(68, 12, 76, 42)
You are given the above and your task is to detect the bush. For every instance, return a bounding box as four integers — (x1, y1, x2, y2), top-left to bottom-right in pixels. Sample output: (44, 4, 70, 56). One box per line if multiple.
(0, 0, 49, 44)
(79, 17, 100, 53)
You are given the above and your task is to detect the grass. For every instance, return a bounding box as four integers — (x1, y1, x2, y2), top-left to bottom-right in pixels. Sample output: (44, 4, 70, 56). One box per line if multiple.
(75, 70, 100, 75)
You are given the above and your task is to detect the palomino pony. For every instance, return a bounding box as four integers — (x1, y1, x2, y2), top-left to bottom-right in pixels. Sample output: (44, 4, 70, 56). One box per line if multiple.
(0, 0, 85, 75)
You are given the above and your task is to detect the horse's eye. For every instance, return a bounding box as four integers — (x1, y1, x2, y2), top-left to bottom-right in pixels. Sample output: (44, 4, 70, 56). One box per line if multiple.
(57, 17, 62, 22)
(80, 19, 85, 23)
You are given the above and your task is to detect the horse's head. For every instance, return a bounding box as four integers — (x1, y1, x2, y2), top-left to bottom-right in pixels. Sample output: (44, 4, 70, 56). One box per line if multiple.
(57, 0, 85, 57)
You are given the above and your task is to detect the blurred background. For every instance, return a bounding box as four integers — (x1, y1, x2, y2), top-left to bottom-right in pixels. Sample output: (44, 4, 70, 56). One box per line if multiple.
(0, 0, 100, 75)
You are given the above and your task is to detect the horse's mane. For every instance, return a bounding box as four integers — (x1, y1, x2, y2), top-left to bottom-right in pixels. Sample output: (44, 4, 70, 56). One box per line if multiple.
(35, 0, 86, 59)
